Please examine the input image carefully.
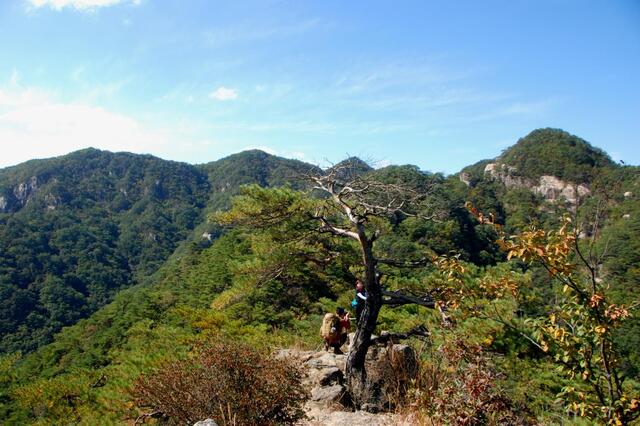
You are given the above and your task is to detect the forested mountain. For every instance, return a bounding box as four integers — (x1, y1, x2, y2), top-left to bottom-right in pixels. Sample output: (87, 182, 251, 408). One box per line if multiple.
(498, 128, 616, 182)
(0, 148, 316, 354)
(200, 149, 321, 211)
(0, 149, 210, 353)
(0, 129, 638, 424)
(461, 128, 616, 186)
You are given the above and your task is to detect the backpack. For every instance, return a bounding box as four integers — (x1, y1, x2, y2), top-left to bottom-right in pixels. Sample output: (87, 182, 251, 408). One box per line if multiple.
(320, 313, 341, 341)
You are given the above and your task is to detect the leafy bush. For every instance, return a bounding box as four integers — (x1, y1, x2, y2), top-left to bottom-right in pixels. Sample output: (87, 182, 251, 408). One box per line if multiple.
(406, 339, 533, 425)
(132, 339, 308, 425)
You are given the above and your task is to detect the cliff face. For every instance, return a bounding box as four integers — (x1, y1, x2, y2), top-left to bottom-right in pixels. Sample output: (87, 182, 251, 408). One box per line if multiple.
(483, 162, 590, 205)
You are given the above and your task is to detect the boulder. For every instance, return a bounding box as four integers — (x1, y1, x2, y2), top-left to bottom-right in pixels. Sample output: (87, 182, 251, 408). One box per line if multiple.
(194, 419, 219, 426)
(306, 352, 340, 369)
(307, 366, 343, 387)
(276, 348, 316, 362)
(360, 343, 419, 412)
(311, 384, 347, 403)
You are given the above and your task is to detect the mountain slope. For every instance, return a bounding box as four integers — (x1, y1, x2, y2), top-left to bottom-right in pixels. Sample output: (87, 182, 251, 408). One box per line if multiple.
(0, 149, 211, 353)
(0, 148, 319, 355)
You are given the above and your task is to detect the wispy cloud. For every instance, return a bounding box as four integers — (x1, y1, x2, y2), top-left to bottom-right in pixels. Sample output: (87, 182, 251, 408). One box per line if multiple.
(333, 89, 512, 112)
(203, 18, 322, 47)
(333, 59, 470, 94)
(27, 0, 140, 12)
(209, 86, 238, 101)
(468, 99, 559, 122)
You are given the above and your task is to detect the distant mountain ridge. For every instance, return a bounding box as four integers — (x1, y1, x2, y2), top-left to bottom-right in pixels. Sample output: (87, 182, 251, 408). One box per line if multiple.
(1, 129, 638, 425)
(0, 129, 633, 355)
(0, 148, 315, 354)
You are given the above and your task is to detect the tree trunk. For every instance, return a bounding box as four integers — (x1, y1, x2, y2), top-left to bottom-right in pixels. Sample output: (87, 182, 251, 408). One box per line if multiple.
(345, 228, 381, 408)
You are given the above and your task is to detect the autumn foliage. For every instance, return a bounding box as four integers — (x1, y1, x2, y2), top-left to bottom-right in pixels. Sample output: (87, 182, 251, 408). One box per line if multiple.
(406, 339, 532, 425)
(466, 203, 639, 425)
(132, 339, 308, 425)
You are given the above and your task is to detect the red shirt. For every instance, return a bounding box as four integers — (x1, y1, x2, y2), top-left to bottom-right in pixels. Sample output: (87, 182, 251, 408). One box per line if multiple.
(339, 315, 351, 333)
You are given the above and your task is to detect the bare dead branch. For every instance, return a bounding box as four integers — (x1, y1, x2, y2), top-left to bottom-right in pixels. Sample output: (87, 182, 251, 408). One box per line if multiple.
(369, 325, 430, 346)
(315, 215, 360, 239)
(381, 289, 436, 309)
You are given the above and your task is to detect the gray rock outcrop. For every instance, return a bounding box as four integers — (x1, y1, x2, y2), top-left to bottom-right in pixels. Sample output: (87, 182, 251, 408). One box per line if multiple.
(279, 339, 419, 424)
(13, 176, 38, 205)
(193, 419, 219, 426)
(483, 162, 590, 205)
(459, 172, 471, 186)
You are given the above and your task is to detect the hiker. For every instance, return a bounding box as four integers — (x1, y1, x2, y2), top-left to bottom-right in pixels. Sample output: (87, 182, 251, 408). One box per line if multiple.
(351, 279, 367, 322)
(320, 311, 341, 353)
(336, 307, 350, 348)
(320, 307, 350, 354)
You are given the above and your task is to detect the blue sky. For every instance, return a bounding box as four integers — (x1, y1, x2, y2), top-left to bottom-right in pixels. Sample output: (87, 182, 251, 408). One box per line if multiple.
(0, 0, 638, 173)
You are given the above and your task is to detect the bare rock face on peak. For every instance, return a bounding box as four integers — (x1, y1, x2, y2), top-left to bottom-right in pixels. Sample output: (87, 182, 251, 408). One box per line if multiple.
(483, 162, 590, 205)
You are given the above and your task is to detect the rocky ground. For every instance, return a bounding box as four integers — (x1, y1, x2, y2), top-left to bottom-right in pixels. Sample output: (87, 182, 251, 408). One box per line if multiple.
(277, 345, 415, 426)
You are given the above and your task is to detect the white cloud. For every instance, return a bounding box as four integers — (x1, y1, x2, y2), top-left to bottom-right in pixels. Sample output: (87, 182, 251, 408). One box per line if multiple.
(27, 0, 138, 11)
(0, 84, 171, 168)
(209, 87, 238, 101)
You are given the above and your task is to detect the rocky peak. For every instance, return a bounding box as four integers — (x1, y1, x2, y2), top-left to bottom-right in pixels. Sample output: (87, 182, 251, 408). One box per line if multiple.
(484, 162, 590, 205)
